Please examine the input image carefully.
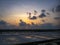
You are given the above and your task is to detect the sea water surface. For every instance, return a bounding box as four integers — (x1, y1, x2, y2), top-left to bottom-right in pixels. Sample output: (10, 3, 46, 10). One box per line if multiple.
(0, 31, 60, 45)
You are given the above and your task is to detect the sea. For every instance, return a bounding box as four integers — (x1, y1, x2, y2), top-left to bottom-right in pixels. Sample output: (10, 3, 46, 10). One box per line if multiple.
(0, 31, 60, 45)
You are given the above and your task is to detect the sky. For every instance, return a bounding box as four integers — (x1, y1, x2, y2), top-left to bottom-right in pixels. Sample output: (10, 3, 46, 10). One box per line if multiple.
(0, 0, 59, 27)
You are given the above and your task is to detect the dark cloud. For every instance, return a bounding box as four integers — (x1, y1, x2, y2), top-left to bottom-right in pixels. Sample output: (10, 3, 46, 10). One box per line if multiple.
(18, 20, 60, 29)
(19, 19, 28, 29)
(19, 19, 27, 26)
(39, 13, 46, 18)
(27, 12, 37, 20)
(46, 12, 50, 15)
(52, 5, 60, 13)
(41, 10, 46, 12)
(0, 20, 8, 29)
(0, 20, 7, 25)
(38, 10, 46, 18)
(54, 17, 60, 20)
(34, 10, 37, 15)
(52, 8, 55, 13)
(29, 16, 37, 20)
(40, 23, 55, 29)
(27, 10, 50, 19)
(30, 23, 59, 29)
(0, 20, 59, 29)
(56, 5, 60, 12)
(0, 20, 17, 29)
(30, 23, 60, 29)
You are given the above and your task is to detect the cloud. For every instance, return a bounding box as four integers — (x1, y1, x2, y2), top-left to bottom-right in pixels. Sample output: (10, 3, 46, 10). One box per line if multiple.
(34, 10, 38, 15)
(0, 20, 8, 29)
(0, 20, 17, 29)
(19, 19, 27, 26)
(0, 20, 59, 29)
(38, 10, 46, 18)
(46, 12, 50, 15)
(18, 20, 60, 29)
(52, 8, 55, 13)
(31, 23, 60, 29)
(19, 19, 28, 29)
(55, 5, 60, 12)
(0, 20, 7, 25)
(54, 17, 60, 20)
(29, 16, 37, 20)
(39, 23, 55, 29)
(27, 12, 37, 20)
(52, 5, 60, 13)
(38, 13, 46, 18)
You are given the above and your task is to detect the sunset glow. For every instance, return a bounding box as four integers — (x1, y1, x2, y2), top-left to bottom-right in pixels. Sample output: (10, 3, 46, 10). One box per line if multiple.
(0, 0, 60, 29)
